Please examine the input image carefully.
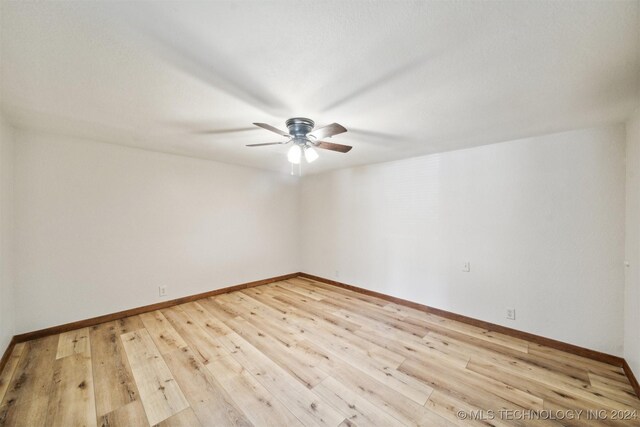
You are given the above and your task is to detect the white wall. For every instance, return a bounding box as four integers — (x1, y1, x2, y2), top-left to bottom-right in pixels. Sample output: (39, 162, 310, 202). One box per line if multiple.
(0, 116, 15, 350)
(6, 123, 632, 360)
(13, 130, 299, 333)
(625, 108, 640, 375)
(301, 125, 626, 355)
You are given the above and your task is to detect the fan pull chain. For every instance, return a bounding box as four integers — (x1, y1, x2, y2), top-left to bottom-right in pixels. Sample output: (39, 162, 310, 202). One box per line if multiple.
(290, 161, 302, 176)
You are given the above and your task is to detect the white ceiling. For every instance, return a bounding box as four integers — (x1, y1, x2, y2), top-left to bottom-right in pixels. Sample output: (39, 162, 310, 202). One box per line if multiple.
(1, 1, 639, 174)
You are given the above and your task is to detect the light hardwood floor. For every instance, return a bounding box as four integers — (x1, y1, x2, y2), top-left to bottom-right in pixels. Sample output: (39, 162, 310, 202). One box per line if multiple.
(0, 276, 639, 426)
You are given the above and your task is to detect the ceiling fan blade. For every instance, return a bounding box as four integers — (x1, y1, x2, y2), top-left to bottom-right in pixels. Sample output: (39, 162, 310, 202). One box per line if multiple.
(315, 141, 353, 153)
(246, 142, 288, 147)
(253, 122, 290, 137)
(195, 127, 256, 135)
(309, 123, 347, 140)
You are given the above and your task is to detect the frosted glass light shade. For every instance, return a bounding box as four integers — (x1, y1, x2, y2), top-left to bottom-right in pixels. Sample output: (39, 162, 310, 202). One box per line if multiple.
(305, 146, 319, 163)
(287, 145, 302, 164)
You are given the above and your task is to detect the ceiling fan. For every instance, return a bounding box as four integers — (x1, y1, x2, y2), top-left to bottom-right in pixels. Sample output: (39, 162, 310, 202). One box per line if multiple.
(248, 118, 352, 164)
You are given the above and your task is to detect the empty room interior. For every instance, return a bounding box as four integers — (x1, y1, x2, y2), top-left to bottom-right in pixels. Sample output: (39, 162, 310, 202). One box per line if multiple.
(1, 1, 640, 426)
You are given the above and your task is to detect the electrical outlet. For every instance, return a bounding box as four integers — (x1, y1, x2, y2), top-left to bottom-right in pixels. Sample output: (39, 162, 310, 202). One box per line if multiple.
(462, 262, 471, 272)
(506, 308, 516, 320)
(335, 270, 340, 279)
(158, 286, 167, 297)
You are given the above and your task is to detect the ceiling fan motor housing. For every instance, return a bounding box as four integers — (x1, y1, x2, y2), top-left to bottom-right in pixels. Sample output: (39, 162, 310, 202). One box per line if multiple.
(286, 117, 315, 139)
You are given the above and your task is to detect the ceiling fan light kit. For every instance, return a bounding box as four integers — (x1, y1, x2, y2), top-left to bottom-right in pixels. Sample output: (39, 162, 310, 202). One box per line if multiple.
(249, 117, 352, 166)
(287, 144, 302, 164)
(304, 146, 319, 163)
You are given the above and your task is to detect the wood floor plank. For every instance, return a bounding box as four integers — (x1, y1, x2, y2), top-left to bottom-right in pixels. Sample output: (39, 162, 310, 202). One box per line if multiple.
(216, 331, 344, 427)
(424, 330, 592, 384)
(90, 319, 142, 418)
(0, 396, 50, 427)
(116, 316, 146, 333)
(155, 407, 202, 427)
(312, 376, 403, 426)
(431, 321, 529, 353)
(223, 316, 328, 389)
(215, 292, 304, 344)
(402, 354, 544, 412)
(375, 298, 531, 354)
(277, 281, 372, 317)
(56, 327, 90, 359)
(276, 281, 325, 301)
(343, 308, 429, 337)
(213, 300, 304, 350)
(426, 390, 513, 427)
(268, 289, 363, 332)
(296, 339, 454, 427)
(265, 305, 431, 405)
(390, 308, 529, 355)
(399, 358, 559, 427)
(161, 306, 228, 365)
(46, 353, 97, 427)
(588, 372, 640, 406)
(162, 346, 252, 426)
(467, 357, 638, 410)
(588, 372, 635, 393)
(466, 359, 635, 426)
(241, 286, 294, 314)
(205, 355, 304, 427)
(97, 400, 149, 427)
(120, 329, 189, 425)
(528, 343, 628, 381)
(2, 278, 639, 426)
(1, 335, 58, 408)
(139, 311, 188, 355)
(180, 301, 233, 338)
(355, 326, 470, 369)
(292, 278, 388, 308)
(329, 303, 429, 339)
(255, 288, 364, 342)
(425, 330, 594, 397)
(0, 343, 25, 404)
(466, 352, 637, 412)
(258, 286, 405, 368)
(199, 297, 243, 323)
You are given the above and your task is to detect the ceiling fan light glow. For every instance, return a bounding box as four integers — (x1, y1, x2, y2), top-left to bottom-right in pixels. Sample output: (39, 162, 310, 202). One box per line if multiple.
(287, 144, 302, 164)
(304, 146, 319, 163)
